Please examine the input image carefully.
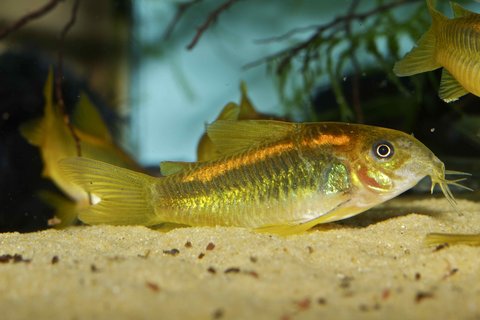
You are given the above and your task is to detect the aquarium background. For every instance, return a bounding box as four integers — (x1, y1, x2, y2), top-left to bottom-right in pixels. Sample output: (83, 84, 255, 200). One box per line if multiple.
(130, 0, 479, 164)
(0, 0, 478, 231)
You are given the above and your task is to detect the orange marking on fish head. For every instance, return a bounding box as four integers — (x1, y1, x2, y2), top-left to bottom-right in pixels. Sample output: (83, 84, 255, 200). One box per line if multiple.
(354, 163, 393, 192)
(300, 128, 351, 149)
(356, 165, 382, 190)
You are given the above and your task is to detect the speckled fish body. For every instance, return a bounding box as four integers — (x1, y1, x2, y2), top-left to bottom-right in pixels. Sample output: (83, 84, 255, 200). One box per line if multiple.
(60, 120, 466, 234)
(394, 0, 480, 102)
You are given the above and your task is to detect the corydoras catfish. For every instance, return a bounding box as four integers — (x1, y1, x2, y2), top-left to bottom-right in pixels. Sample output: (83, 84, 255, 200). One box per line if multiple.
(394, 0, 480, 102)
(60, 120, 468, 235)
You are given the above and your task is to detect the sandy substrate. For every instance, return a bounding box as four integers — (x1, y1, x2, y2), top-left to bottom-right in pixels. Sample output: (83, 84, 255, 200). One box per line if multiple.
(0, 196, 479, 320)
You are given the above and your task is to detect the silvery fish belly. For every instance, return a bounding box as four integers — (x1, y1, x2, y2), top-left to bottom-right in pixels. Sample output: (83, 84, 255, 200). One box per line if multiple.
(60, 120, 468, 235)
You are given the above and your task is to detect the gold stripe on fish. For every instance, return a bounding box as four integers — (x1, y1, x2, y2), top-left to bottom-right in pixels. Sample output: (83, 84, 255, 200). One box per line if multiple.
(181, 140, 295, 183)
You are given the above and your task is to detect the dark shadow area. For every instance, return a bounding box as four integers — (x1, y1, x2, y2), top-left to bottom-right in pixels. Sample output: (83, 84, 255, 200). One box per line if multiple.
(0, 50, 118, 232)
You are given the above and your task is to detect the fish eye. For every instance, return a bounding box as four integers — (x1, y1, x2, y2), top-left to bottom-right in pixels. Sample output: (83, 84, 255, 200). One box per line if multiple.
(373, 141, 394, 159)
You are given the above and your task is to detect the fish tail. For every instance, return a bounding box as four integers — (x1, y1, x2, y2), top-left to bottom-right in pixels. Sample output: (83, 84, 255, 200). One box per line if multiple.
(393, 0, 446, 76)
(59, 157, 160, 226)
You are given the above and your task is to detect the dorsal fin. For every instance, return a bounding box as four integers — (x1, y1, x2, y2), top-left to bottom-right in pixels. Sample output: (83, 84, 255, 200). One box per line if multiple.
(206, 120, 296, 156)
(450, 2, 476, 17)
(160, 161, 196, 176)
(196, 102, 241, 162)
(215, 102, 241, 121)
(72, 93, 112, 141)
(238, 82, 259, 119)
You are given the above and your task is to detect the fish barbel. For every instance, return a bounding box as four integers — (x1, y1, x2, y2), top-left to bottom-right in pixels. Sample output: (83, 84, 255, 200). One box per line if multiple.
(394, 0, 480, 102)
(60, 120, 469, 235)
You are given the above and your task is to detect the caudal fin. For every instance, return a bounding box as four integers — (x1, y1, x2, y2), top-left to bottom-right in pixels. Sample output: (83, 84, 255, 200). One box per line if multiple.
(393, 0, 445, 76)
(59, 157, 159, 226)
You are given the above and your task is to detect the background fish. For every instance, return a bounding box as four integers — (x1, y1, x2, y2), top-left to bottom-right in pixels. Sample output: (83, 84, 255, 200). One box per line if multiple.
(196, 82, 284, 162)
(425, 233, 480, 246)
(60, 120, 467, 235)
(20, 71, 144, 227)
(394, 0, 480, 102)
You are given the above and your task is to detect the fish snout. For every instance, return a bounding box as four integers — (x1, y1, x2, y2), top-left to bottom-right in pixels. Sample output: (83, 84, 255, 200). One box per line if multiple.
(429, 154, 446, 181)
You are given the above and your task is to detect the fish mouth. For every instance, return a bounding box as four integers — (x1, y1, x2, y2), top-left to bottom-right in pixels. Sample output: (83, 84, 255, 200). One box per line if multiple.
(429, 158, 472, 212)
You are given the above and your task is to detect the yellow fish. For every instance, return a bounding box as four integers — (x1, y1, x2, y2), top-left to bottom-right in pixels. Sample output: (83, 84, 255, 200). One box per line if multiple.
(20, 71, 144, 226)
(60, 120, 468, 235)
(394, 0, 480, 102)
(196, 82, 283, 162)
(425, 233, 480, 246)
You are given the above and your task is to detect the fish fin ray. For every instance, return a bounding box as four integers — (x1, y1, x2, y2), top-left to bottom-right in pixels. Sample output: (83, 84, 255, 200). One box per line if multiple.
(393, 28, 440, 76)
(439, 69, 469, 102)
(207, 120, 296, 156)
(59, 157, 159, 226)
(393, 0, 446, 77)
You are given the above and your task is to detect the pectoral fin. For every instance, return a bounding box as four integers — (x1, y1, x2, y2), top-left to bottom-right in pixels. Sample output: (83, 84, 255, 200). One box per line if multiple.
(256, 198, 353, 235)
(438, 69, 469, 102)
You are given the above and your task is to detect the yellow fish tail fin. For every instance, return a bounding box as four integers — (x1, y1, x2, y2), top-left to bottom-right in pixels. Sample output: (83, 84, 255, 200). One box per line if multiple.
(393, 0, 446, 76)
(393, 28, 440, 76)
(59, 157, 159, 226)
